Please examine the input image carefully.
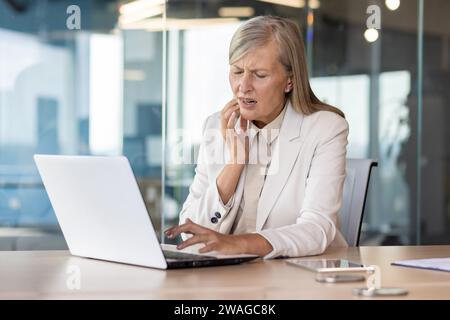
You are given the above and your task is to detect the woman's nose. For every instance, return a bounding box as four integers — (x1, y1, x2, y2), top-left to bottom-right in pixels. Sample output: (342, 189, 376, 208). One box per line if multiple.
(239, 73, 253, 93)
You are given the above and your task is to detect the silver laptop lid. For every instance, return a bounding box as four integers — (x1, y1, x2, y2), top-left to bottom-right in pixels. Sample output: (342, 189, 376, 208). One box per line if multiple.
(34, 155, 167, 269)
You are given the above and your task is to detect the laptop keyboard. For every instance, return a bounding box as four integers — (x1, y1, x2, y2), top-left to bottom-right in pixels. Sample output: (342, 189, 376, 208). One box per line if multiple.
(163, 250, 217, 261)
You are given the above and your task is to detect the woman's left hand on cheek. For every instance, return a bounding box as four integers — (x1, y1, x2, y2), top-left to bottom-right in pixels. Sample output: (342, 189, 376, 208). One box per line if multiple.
(164, 218, 245, 255)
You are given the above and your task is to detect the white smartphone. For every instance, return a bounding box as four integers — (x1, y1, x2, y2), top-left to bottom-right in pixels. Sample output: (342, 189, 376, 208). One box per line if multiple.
(286, 259, 369, 274)
(353, 287, 409, 297)
(316, 274, 366, 283)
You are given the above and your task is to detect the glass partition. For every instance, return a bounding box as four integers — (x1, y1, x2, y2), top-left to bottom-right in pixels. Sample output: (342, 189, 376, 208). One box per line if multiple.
(420, 0, 450, 244)
(0, 0, 165, 249)
(161, 0, 449, 246)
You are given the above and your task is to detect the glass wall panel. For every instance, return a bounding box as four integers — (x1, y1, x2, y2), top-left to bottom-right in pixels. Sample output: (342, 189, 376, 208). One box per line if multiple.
(161, 0, 445, 247)
(0, 0, 165, 249)
(420, 0, 450, 244)
(307, 0, 419, 245)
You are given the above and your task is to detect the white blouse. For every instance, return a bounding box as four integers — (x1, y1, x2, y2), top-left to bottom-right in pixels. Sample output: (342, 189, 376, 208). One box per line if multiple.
(229, 105, 287, 235)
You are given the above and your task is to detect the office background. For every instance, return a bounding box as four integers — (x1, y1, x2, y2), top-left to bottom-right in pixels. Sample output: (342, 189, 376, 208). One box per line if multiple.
(0, 0, 449, 250)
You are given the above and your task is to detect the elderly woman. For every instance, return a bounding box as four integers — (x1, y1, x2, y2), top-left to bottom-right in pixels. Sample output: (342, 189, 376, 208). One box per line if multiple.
(165, 16, 349, 259)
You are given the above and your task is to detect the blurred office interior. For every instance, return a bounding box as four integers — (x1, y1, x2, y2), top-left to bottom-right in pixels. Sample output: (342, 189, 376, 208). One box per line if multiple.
(0, 0, 449, 250)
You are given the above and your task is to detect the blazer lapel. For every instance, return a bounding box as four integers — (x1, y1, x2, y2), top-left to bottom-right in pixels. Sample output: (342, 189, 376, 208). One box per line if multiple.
(256, 102, 305, 231)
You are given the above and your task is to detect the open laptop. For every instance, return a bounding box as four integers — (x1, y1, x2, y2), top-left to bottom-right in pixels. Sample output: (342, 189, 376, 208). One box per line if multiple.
(33, 155, 258, 269)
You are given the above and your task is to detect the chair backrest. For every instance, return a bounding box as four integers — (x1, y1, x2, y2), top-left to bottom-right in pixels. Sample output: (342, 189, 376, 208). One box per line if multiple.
(339, 158, 377, 246)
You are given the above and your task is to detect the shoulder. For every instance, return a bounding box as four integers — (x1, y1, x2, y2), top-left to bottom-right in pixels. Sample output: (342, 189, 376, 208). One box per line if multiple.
(302, 110, 349, 143)
(306, 110, 347, 127)
(304, 110, 348, 132)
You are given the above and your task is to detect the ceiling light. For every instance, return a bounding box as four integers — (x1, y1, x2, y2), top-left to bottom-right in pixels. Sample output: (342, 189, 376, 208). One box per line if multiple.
(119, 4, 164, 27)
(308, 0, 320, 9)
(119, 0, 165, 15)
(218, 7, 255, 17)
(385, 0, 400, 11)
(364, 28, 379, 43)
(258, 0, 305, 9)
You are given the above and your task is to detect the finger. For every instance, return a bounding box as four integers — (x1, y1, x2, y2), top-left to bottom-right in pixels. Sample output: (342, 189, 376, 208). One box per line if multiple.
(222, 99, 239, 115)
(223, 104, 240, 125)
(164, 224, 186, 237)
(165, 219, 192, 233)
(165, 228, 195, 239)
(170, 223, 203, 237)
(226, 112, 237, 143)
(227, 111, 237, 130)
(221, 99, 238, 119)
(170, 221, 207, 238)
(176, 234, 209, 250)
(221, 102, 239, 137)
(225, 98, 238, 110)
(164, 219, 194, 237)
(164, 226, 176, 238)
(198, 242, 217, 254)
(164, 226, 175, 234)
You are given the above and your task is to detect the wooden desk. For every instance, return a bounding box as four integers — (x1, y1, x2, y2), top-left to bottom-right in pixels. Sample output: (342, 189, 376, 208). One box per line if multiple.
(1, 246, 450, 299)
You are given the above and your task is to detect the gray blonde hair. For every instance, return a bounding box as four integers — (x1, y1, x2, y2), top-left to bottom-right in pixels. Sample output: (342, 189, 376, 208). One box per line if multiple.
(229, 16, 344, 118)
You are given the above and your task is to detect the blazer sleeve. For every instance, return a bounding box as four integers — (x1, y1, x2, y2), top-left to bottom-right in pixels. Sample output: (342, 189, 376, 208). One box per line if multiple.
(257, 113, 349, 259)
(178, 114, 235, 236)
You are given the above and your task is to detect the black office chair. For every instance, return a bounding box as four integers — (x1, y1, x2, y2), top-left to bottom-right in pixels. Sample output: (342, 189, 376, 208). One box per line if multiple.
(339, 159, 378, 246)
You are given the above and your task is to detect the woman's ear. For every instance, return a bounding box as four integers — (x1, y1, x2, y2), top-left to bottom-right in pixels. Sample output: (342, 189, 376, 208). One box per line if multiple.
(285, 79, 293, 93)
(284, 82, 292, 93)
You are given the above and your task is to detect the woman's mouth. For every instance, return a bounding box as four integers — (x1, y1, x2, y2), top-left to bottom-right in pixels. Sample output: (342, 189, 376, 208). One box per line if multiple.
(239, 97, 258, 108)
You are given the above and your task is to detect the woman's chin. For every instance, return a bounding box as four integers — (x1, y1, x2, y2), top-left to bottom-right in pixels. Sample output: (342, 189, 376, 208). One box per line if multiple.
(239, 106, 257, 120)
(239, 102, 258, 110)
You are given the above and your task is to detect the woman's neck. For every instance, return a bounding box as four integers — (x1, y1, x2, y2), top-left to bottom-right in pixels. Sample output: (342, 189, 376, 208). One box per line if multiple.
(253, 99, 287, 129)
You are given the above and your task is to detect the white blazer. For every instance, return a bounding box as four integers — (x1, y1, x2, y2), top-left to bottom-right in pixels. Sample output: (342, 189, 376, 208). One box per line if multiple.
(179, 101, 349, 258)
